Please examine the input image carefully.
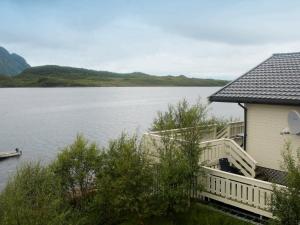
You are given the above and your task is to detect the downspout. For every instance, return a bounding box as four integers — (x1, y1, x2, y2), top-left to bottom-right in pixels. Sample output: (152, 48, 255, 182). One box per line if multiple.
(238, 103, 247, 151)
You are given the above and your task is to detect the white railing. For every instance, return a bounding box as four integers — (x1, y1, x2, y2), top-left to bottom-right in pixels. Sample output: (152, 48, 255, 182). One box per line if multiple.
(149, 125, 218, 142)
(229, 121, 244, 137)
(200, 139, 226, 167)
(193, 167, 280, 218)
(143, 130, 256, 178)
(142, 131, 282, 218)
(216, 121, 244, 139)
(148, 121, 244, 142)
(200, 138, 257, 178)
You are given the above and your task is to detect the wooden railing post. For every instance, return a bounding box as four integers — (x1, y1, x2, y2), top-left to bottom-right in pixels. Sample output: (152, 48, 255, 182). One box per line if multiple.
(213, 126, 217, 139)
(227, 125, 231, 138)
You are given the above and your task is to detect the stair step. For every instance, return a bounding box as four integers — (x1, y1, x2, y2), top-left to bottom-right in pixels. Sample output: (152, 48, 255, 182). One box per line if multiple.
(219, 158, 241, 174)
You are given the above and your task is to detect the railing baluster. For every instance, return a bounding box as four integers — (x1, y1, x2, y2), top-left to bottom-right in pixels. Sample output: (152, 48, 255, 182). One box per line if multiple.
(253, 186, 259, 207)
(216, 177, 220, 195)
(220, 178, 226, 197)
(201, 167, 279, 218)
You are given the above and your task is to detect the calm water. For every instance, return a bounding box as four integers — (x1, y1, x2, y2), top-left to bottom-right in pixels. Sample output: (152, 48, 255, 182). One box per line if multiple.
(0, 87, 242, 189)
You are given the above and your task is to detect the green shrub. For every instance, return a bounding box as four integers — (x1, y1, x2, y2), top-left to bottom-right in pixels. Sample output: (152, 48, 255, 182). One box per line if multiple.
(0, 163, 67, 225)
(151, 99, 209, 131)
(271, 143, 300, 225)
(51, 135, 100, 203)
(95, 134, 155, 225)
(150, 99, 209, 217)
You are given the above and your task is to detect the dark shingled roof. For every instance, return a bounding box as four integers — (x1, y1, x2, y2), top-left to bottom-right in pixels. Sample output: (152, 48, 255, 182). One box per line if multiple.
(209, 52, 300, 105)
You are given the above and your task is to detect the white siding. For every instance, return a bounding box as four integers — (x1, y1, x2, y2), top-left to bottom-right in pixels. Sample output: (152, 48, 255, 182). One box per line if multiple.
(246, 104, 300, 170)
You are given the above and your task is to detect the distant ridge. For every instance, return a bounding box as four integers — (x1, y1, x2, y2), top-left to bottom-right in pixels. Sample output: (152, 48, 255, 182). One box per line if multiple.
(0, 48, 229, 87)
(0, 47, 30, 76)
(0, 65, 228, 87)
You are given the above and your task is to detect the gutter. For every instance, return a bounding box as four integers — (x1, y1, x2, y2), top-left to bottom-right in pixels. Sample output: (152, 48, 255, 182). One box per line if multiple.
(209, 96, 300, 106)
(238, 103, 247, 151)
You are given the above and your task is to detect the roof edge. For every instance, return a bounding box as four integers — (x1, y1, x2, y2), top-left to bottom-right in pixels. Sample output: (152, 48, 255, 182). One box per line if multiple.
(209, 96, 300, 106)
(208, 54, 274, 102)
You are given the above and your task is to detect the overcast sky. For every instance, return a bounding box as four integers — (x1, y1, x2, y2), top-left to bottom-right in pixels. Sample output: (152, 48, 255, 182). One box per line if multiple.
(1, 0, 300, 79)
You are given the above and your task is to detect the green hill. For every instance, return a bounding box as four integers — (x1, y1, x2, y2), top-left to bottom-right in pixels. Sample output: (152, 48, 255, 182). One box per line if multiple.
(0, 65, 229, 87)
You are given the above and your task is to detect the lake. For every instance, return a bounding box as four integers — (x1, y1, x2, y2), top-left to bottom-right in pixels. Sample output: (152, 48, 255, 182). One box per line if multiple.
(0, 87, 242, 189)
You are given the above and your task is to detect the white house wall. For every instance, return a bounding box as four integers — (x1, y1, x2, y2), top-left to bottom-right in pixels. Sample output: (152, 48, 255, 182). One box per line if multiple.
(246, 104, 300, 171)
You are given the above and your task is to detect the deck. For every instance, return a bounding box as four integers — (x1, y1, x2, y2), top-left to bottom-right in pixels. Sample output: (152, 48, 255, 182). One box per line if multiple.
(143, 122, 284, 219)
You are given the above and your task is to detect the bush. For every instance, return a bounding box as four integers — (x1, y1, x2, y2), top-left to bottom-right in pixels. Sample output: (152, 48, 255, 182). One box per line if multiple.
(151, 99, 209, 131)
(150, 99, 209, 217)
(50, 135, 101, 225)
(95, 134, 155, 225)
(151, 99, 211, 170)
(154, 143, 193, 217)
(0, 163, 67, 225)
(271, 143, 300, 225)
(51, 135, 100, 204)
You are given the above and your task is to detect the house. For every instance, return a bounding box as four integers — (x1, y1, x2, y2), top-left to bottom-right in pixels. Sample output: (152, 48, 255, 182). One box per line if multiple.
(144, 52, 300, 220)
(209, 52, 300, 182)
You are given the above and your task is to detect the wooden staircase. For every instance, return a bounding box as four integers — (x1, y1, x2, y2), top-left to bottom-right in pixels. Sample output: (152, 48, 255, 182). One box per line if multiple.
(143, 121, 284, 219)
(218, 158, 241, 175)
(200, 138, 257, 178)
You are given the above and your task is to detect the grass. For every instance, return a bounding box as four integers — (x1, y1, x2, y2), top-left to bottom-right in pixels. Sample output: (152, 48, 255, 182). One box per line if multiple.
(122, 203, 253, 225)
(0, 65, 229, 87)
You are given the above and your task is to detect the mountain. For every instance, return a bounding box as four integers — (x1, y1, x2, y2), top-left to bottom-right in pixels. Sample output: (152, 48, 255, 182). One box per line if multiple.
(0, 65, 228, 87)
(0, 47, 30, 76)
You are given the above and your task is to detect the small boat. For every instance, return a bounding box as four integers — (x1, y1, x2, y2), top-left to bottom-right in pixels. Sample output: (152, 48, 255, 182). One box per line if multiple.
(0, 149, 22, 159)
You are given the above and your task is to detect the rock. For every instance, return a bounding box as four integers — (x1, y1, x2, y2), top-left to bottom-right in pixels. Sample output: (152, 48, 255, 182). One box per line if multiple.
(0, 46, 30, 76)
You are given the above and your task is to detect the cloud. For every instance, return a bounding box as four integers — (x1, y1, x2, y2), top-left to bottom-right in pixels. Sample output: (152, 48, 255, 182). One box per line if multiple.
(139, 0, 300, 45)
(1, 0, 300, 79)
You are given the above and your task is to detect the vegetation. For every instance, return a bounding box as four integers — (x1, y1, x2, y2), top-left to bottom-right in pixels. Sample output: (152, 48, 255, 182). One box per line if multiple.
(271, 143, 300, 225)
(0, 99, 250, 225)
(95, 134, 155, 225)
(150, 100, 211, 218)
(51, 135, 100, 210)
(151, 99, 209, 131)
(0, 65, 229, 87)
(0, 163, 67, 225)
(141, 203, 251, 225)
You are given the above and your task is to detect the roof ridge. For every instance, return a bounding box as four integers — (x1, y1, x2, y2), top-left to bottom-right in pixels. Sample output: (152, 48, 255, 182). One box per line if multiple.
(273, 52, 300, 56)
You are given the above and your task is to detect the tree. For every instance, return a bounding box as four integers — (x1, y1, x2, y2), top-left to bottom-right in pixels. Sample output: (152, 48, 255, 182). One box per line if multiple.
(95, 134, 155, 225)
(51, 135, 100, 208)
(152, 99, 209, 131)
(150, 99, 210, 217)
(0, 163, 67, 225)
(154, 142, 193, 216)
(271, 142, 300, 225)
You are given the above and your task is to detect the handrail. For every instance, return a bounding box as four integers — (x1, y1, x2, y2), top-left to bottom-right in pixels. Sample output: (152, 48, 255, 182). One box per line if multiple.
(200, 138, 257, 177)
(149, 122, 245, 145)
(149, 124, 217, 136)
(150, 121, 244, 136)
(196, 167, 285, 218)
(216, 121, 244, 139)
(216, 127, 228, 139)
(144, 130, 257, 178)
(146, 127, 217, 143)
(225, 139, 257, 164)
